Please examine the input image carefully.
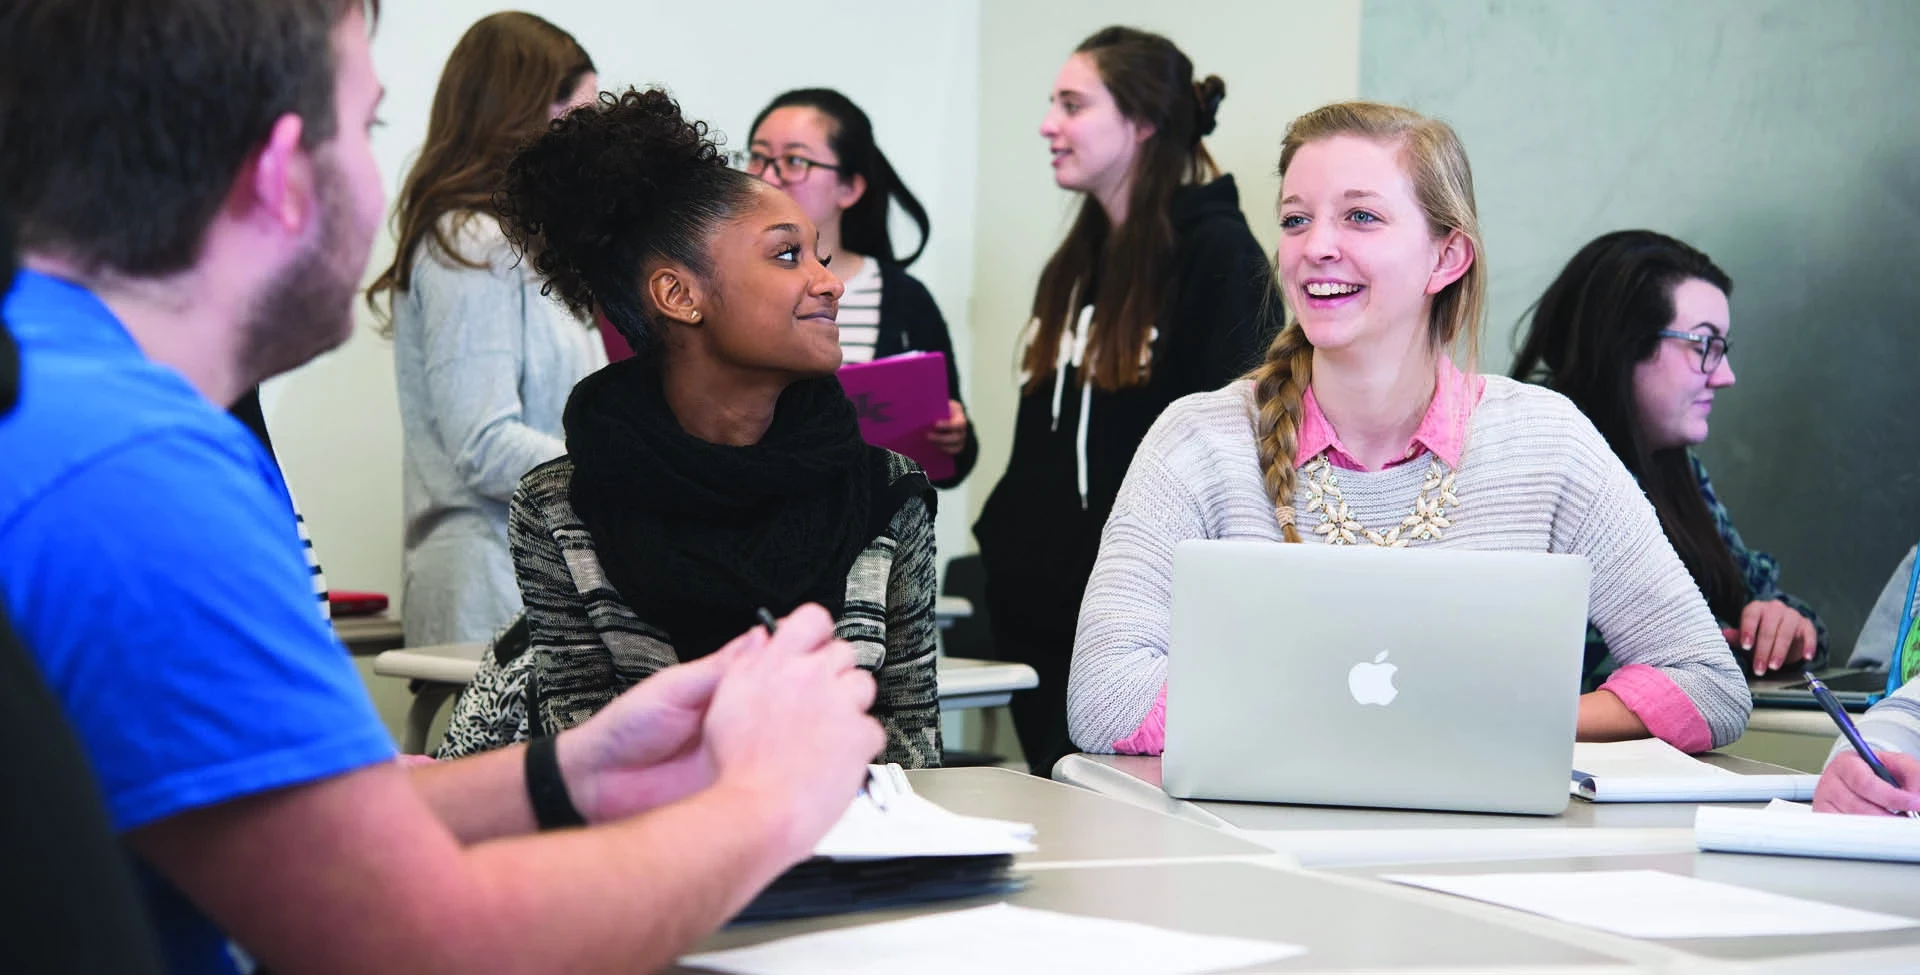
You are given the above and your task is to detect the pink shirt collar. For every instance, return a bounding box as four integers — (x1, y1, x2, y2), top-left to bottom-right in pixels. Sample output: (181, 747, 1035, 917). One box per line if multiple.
(1297, 357, 1484, 472)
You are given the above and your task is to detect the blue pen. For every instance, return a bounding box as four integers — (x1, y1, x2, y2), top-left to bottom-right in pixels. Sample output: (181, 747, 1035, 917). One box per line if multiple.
(1804, 672, 1920, 819)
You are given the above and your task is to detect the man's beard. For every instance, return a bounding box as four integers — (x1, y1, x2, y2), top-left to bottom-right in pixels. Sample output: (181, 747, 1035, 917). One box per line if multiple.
(237, 156, 369, 385)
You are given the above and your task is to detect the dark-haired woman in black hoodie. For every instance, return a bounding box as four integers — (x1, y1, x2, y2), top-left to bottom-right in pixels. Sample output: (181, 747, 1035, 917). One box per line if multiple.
(974, 27, 1279, 775)
(441, 88, 942, 768)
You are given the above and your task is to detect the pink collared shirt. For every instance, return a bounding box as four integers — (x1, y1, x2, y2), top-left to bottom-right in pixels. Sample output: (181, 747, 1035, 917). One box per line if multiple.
(1111, 357, 1713, 756)
(1297, 356, 1482, 472)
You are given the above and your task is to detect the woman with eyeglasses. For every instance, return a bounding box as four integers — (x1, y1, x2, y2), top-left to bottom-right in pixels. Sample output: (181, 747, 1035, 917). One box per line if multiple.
(736, 88, 977, 486)
(973, 27, 1279, 775)
(366, 13, 604, 648)
(1511, 229, 1825, 681)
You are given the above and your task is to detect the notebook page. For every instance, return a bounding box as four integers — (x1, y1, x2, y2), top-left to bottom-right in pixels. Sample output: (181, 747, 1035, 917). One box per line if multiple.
(1386, 869, 1917, 939)
(811, 767, 1036, 861)
(1571, 739, 1738, 779)
(1571, 741, 1817, 802)
(1695, 805, 1920, 863)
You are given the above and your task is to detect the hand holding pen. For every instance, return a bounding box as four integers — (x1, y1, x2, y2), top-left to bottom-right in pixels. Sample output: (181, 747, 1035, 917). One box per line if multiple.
(1805, 672, 1920, 818)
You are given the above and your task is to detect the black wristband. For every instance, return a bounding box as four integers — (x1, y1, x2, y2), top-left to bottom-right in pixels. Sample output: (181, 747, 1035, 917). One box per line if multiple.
(525, 735, 586, 830)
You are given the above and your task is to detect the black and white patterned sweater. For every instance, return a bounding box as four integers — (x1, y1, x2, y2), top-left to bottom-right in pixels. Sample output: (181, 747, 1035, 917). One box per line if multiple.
(438, 452, 943, 768)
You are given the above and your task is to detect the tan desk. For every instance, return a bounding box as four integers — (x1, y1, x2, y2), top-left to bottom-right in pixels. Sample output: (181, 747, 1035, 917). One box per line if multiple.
(331, 613, 404, 656)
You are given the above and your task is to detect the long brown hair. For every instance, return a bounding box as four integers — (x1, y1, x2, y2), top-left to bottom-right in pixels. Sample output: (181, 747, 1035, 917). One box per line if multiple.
(1249, 102, 1486, 540)
(1020, 26, 1223, 394)
(1510, 230, 1745, 620)
(364, 11, 593, 328)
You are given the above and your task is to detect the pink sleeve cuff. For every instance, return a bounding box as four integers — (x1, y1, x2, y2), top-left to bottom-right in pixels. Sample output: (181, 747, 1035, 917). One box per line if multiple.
(1600, 663, 1714, 753)
(1112, 683, 1167, 755)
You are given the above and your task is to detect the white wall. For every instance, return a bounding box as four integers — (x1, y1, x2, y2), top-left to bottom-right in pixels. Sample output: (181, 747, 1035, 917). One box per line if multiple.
(266, 2, 983, 605)
(964, 0, 1362, 529)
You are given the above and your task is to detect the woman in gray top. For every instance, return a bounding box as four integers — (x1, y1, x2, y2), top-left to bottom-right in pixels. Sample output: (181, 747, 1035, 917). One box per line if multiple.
(367, 13, 603, 646)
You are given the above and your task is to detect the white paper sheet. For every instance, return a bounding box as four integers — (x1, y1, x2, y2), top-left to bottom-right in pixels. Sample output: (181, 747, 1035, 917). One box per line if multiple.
(1386, 869, 1918, 939)
(811, 776, 1036, 860)
(1570, 740, 1818, 802)
(1696, 804, 1920, 863)
(679, 904, 1307, 975)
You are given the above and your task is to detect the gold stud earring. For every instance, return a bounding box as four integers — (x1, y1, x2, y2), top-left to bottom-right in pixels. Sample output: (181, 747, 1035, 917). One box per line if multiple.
(690, 311, 701, 322)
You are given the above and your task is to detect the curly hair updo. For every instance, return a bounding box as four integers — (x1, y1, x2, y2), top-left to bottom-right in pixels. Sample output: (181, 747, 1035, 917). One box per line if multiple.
(498, 87, 760, 361)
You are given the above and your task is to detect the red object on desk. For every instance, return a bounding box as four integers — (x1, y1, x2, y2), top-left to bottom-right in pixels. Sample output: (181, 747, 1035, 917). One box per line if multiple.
(329, 591, 390, 617)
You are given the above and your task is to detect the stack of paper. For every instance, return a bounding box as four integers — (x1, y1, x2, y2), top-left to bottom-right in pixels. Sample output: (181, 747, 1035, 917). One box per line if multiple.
(813, 775, 1035, 861)
(684, 904, 1306, 975)
(1696, 799, 1920, 862)
(1387, 869, 1918, 939)
(1571, 739, 1818, 802)
(737, 766, 1036, 922)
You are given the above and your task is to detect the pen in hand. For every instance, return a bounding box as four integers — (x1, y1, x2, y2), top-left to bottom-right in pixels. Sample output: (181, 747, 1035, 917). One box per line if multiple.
(1805, 671, 1920, 819)
(757, 605, 888, 810)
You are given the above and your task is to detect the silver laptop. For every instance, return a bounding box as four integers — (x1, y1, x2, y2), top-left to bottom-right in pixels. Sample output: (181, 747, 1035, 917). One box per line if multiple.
(1163, 540, 1590, 815)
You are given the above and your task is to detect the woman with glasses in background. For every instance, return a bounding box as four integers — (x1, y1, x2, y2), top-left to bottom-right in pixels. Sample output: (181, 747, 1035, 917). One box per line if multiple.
(1512, 229, 1826, 683)
(738, 88, 976, 486)
(367, 12, 603, 647)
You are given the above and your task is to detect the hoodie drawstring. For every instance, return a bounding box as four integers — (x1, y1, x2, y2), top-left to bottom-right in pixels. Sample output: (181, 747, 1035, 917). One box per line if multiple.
(1047, 306, 1096, 511)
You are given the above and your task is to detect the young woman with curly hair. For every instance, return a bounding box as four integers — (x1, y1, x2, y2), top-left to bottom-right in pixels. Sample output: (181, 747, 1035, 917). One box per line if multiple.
(439, 89, 943, 768)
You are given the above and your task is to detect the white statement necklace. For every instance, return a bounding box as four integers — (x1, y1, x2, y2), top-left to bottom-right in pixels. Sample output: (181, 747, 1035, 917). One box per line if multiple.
(1301, 455, 1459, 547)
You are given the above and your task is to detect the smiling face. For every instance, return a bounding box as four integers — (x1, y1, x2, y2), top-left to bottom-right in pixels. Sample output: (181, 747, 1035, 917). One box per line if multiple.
(1632, 276, 1735, 449)
(1039, 52, 1147, 201)
(662, 182, 845, 379)
(1276, 134, 1471, 356)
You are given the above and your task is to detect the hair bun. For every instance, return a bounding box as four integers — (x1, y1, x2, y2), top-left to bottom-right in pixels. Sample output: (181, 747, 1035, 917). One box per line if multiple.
(1194, 75, 1226, 138)
(499, 88, 723, 317)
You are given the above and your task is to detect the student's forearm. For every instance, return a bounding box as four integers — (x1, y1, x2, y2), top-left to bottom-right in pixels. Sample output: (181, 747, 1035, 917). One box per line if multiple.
(411, 744, 538, 843)
(450, 780, 800, 973)
(1576, 689, 1651, 741)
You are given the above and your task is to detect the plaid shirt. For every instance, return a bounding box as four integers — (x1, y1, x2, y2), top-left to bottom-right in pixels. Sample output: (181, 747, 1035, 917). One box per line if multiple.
(1584, 451, 1827, 686)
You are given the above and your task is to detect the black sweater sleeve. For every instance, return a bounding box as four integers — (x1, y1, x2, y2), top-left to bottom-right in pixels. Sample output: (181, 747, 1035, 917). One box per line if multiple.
(878, 264, 978, 487)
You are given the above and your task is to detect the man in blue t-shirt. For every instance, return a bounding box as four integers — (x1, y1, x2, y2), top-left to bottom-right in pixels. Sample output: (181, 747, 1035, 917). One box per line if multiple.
(0, 3, 885, 972)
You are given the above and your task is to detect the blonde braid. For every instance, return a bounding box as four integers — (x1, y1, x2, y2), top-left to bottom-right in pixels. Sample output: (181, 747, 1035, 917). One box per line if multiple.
(1249, 322, 1314, 542)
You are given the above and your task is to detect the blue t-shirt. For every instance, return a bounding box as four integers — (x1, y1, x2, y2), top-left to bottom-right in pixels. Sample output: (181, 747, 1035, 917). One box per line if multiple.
(0, 272, 396, 973)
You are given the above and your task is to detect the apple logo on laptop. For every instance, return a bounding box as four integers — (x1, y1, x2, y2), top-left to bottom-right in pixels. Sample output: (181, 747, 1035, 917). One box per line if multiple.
(1348, 651, 1399, 706)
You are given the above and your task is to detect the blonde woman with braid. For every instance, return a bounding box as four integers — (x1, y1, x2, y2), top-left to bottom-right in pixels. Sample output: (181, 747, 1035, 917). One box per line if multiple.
(1067, 101, 1750, 757)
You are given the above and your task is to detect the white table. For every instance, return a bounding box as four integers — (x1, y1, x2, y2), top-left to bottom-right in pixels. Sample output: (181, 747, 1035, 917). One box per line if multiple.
(1054, 752, 1805, 868)
(375, 644, 1034, 754)
(668, 767, 1654, 973)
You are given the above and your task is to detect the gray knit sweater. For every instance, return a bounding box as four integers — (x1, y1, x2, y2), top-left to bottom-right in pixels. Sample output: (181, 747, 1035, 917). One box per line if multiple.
(392, 214, 605, 647)
(438, 452, 943, 768)
(1069, 376, 1752, 752)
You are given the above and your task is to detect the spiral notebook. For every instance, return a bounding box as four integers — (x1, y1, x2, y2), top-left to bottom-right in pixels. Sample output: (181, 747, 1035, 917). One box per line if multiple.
(1570, 740, 1818, 802)
(1695, 800, 1920, 863)
(736, 765, 1035, 923)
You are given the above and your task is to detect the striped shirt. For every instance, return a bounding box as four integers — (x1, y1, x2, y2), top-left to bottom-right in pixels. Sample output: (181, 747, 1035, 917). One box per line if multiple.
(293, 503, 329, 621)
(837, 257, 883, 364)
